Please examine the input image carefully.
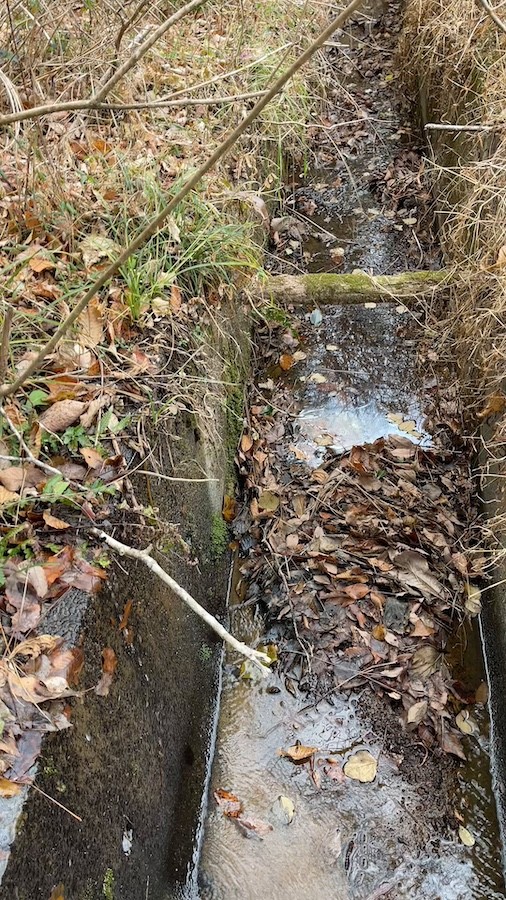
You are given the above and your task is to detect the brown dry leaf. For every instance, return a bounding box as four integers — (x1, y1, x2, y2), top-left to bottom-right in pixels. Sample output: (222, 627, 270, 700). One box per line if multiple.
(170, 284, 182, 314)
(475, 681, 489, 705)
(279, 354, 294, 371)
(477, 393, 505, 420)
(0, 776, 22, 798)
(0, 484, 20, 507)
(29, 255, 55, 273)
(78, 297, 104, 348)
(119, 599, 133, 631)
(222, 495, 237, 524)
(0, 465, 40, 492)
(394, 550, 445, 599)
(40, 400, 87, 433)
(50, 885, 65, 900)
(442, 729, 466, 761)
(240, 433, 254, 453)
(43, 510, 70, 530)
(410, 645, 441, 680)
(214, 788, 242, 818)
(10, 634, 59, 658)
(80, 234, 120, 268)
(80, 447, 104, 470)
(465, 584, 482, 617)
(26, 565, 48, 598)
(343, 584, 369, 601)
(278, 744, 317, 763)
(80, 395, 109, 429)
(496, 245, 506, 268)
(95, 647, 117, 697)
(343, 750, 377, 783)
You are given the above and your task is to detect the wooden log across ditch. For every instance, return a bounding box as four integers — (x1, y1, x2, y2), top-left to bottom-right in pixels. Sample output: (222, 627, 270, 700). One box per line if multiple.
(262, 270, 452, 304)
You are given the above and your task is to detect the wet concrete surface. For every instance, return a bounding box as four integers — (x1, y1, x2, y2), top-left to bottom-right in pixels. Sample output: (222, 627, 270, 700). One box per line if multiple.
(198, 303, 505, 899)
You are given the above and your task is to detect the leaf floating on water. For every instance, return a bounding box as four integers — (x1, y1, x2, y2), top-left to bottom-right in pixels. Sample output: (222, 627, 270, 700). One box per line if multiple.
(343, 750, 377, 783)
(279, 743, 317, 763)
(214, 788, 243, 818)
(309, 309, 323, 326)
(458, 825, 475, 847)
(456, 710, 479, 736)
(271, 795, 295, 824)
(465, 584, 481, 617)
(258, 491, 279, 512)
(442, 729, 466, 761)
(238, 816, 273, 837)
(94, 647, 117, 697)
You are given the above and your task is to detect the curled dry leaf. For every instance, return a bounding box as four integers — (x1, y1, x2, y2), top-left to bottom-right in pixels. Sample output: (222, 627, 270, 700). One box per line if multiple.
(278, 743, 317, 763)
(465, 584, 481, 617)
(271, 794, 295, 824)
(343, 750, 377, 783)
(0, 776, 22, 798)
(78, 297, 104, 349)
(0, 486, 20, 507)
(456, 710, 479, 736)
(43, 510, 70, 530)
(40, 400, 87, 433)
(458, 825, 475, 847)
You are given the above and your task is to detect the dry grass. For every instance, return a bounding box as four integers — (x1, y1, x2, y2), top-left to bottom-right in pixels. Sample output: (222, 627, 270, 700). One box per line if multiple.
(402, 0, 506, 399)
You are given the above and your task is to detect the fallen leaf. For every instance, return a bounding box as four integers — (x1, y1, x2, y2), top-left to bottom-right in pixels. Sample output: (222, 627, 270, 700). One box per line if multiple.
(308, 372, 327, 384)
(278, 743, 317, 763)
(343, 750, 377, 783)
(0, 777, 22, 798)
(407, 699, 428, 727)
(78, 297, 104, 348)
(80, 447, 104, 470)
(50, 884, 65, 900)
(458, 825, 475, 847)
(475, 681, 489, 705)
(43, 510, 70, 530)
(0, 486, 20, 506)
(394, 550, 445, 598)
(222, 495, 237, 523)
(442, 729, 466, 760)
(237, 816, 273, 837)
(29, 255, 56, 273)
(477, 393, 505, 420)
(279, 354, 294, 371)
(456, 710, 479, 736)
(170, 284, 182, 314)
(80, 234, 120, 268)
(343, 584, 369, 601)
(240, 433, 254, 453)
(214, 788, 242, 818)
(95, 647, 117, 697)
(40, 400, 86, 433)
(410, 645, 441, 680)
(271, 794, 295, 824)
(258, 491, 279, 512)
(465, 584, 481, 617)
(119, 599, 133, 631)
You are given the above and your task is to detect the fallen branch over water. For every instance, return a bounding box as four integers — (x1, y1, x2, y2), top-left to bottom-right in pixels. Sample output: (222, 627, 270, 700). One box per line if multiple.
(94, 530, 272, 674)
(262, 270, 452, 304)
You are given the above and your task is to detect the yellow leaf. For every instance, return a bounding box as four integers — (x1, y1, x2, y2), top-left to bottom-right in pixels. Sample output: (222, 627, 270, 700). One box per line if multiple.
(0, 777, 22, 798)
(458, 825, 475, 847)
(0, 485, 20, 506)
(258, 491, 279, 512)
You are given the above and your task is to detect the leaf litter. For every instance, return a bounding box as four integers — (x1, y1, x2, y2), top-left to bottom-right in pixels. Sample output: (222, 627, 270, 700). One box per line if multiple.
(234, 319, 485, 763)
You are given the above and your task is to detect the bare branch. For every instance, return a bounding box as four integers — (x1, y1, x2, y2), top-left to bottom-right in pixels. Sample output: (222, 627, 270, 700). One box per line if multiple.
(477, 0, 506, 36)
(0, 0, 363, 398)
(94, 530, 272, 672)
(0, 0, 206, 126)
(0, 307, 13, 384)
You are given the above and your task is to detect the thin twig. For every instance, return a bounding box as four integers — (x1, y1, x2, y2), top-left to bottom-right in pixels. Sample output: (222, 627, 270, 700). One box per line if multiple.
(477, 0, 506, 36)
(94, 530, 272, 672)
(31, 782, 83, 822)
(425, 122, 499, 133)
(0, 0, 363, 399)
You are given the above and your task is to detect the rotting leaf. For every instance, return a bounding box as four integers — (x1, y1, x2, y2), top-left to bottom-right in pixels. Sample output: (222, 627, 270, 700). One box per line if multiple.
(407, 699, 428, 727)
(343, 750, 377, 783)
(279, 354, 294, 371)
(456, 710, 479, 736)
(214, 788, 242, 818)
(475, 681, 489, 705)
(40, 400, 87, 434)
(271, 794, 295, 824)
(258, 491, 279, 512)
(410, 645, 441, 680)
(237, 816, 273, 837)
(442, 729, 466, 761)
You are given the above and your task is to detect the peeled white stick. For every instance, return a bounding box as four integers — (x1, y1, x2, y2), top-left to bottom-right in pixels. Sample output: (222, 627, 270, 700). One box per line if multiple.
(94, 530, 271, 674)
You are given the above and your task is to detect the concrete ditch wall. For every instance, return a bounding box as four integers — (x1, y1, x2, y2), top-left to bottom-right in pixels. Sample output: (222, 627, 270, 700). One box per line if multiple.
(0, 306, 250, 900)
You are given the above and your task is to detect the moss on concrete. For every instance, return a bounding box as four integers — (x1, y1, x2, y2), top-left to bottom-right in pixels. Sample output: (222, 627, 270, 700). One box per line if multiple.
(210, 513, 229, 559)
(263, 270, 450, 305)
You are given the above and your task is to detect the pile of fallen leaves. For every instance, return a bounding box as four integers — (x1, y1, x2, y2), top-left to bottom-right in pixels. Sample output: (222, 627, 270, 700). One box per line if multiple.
(233, 345, 484, 761)
(0, 548, 108, 795)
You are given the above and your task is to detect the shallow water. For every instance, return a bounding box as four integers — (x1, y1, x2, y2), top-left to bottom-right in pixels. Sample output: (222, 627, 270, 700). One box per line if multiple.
(198, 305, 505, 900)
